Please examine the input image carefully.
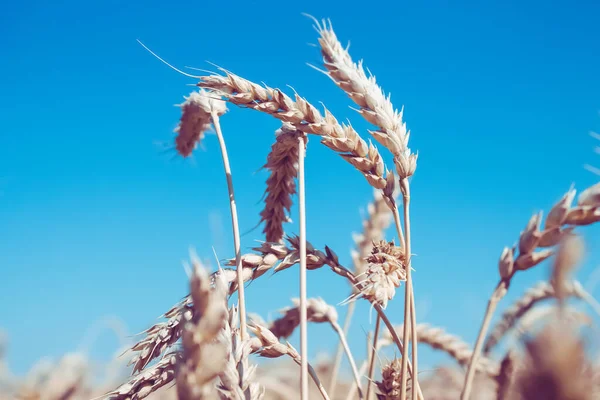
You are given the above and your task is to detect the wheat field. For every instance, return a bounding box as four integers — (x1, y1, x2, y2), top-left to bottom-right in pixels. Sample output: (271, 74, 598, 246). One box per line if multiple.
(2, 13, 600, 400)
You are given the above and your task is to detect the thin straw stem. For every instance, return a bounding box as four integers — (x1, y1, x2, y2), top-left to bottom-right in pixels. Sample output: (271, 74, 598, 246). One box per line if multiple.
(331, 320, 364, 399)
(461, 281, 507, 400)
(399, 179, 418, 400)
(298, 136, 309, 400)
(211, 112, 247, 340)
(328, 301, 356, 397)
(365, 315, 381, 400)
(346, 360, 369, 400)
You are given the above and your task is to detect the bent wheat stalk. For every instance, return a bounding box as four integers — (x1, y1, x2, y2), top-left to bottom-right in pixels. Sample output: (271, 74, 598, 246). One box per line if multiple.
(211, 112, 248, 340)
(461, 183, 600, 400)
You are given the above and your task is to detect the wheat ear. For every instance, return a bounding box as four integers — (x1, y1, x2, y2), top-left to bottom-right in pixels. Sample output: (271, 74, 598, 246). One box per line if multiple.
(260, 124, 305, 243)
(313, 22, 420, 399)
(248, 323, 331, 400)
(176, 260, 229, 400)
(382, 324, 498, 376)
(461, 183, 600, 400)
(268, 298, 363, 399)
(198, 72, 388, 190)
(218, 306, 263, 400)
(483, 280, 598, 355)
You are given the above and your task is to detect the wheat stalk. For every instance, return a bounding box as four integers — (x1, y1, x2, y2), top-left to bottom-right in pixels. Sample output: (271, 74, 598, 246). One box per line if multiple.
(461, 183, 600, 400)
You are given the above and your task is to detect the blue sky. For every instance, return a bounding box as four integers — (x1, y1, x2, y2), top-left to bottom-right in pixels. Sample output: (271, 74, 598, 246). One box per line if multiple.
(1, 0, 600, 376)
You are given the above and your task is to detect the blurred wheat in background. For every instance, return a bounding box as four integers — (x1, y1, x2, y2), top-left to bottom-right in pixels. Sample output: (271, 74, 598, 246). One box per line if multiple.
(2, 13, 600, 400)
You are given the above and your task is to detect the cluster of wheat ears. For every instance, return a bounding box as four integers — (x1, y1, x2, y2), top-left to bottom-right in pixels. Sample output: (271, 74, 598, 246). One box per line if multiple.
(5, 16, 600, 400)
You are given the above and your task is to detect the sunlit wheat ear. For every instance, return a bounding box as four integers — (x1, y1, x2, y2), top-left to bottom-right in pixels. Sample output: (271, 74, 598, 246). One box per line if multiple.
(174, 89, 227, 157)
(345, 240, 406, 309)
(217, 306, 264, 400)
(260, 123, 306, 243)
(310, 17, 416, 178)
(515, 323, 594, 400)
(198, 72, 388, 189)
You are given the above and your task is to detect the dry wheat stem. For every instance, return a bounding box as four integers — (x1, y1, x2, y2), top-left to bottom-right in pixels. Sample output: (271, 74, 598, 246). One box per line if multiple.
(297, 135, 308, 400)
(212, 112, 248, 341)
(461, 281, 507, 400)
(365, 315, 381, 400)
(347, 359, 370, 400)
(198, 72, 388, 190)
(398, 179, 417, 400)
(328, 300, 354, 398)
(483, 280, 599, 355)
(330, 320, 364, 400)
(461, 184, 600, 400)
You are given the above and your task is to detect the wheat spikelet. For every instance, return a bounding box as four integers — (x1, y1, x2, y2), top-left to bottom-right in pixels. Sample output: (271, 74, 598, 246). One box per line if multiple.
(260, 124, 306, 243)
(345, 240, 406, 309)
(312, 19, 416, 178)
(198, 72, 387, 189)
(483, 280, 590, 355)
(269, 298, 337, 339)
(105, 353, 181, 400)
(175, 89, 227, 157)
(351, 190, 394, 281)
(247, 323, 331, 400)
(375, 358, 412, 400)
(217, 306, 263, 400)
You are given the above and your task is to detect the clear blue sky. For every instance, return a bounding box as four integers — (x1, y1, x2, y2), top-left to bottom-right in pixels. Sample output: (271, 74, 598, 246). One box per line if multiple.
(1, 0, 600, 376)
